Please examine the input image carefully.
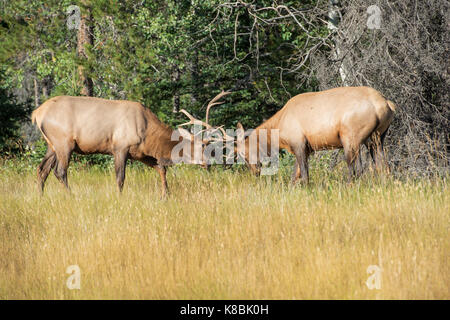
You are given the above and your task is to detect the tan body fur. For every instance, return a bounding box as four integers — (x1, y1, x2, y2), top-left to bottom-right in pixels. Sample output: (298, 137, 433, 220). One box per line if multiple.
(240, 86, 396, 182)
(32, 96, 192, 196)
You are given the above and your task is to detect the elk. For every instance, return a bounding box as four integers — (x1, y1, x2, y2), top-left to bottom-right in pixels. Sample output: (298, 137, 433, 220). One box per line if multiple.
(237, 86, 396, 183)
(32, 92, 230, 197)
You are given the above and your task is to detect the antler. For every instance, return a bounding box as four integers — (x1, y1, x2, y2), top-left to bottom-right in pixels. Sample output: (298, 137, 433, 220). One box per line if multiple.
(211, 126, 235, 142)
(205, 90, 232, 125)
(179, 109, 212, 129)
(179, 90, 233, 141)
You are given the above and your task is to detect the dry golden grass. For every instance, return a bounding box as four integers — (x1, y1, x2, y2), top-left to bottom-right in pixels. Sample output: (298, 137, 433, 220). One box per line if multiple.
(0, 160, 448, 299)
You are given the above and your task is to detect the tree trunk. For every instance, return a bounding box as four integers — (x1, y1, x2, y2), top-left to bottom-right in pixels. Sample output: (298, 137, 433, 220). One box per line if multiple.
(172, 66, 180, 113)
(190, 44, 200, 104)
(328, 0, 349, 167)
(42, 80, 48, 100)
(328, 0, 349, 86)
(77, 4, 94, 96)
(33, 78, 40, 108)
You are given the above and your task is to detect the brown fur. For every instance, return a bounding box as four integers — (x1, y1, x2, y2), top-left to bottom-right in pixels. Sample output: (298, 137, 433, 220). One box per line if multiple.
(239, 86, 396, 183)
(32, 96, 195, 196)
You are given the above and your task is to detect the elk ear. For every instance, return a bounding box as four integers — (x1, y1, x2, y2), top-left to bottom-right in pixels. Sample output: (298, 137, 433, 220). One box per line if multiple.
(236, 122, 245, 141)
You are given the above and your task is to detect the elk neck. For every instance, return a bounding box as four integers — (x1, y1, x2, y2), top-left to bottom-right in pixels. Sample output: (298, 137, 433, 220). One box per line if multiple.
(140, 114, 179, 162)
(246, 111, 285, 155)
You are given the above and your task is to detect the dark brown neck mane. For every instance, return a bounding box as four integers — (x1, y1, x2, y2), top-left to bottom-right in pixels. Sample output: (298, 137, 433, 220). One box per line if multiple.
(142, 110, 179, 161)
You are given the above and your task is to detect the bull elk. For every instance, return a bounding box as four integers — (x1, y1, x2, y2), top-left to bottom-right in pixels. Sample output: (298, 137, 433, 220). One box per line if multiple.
(237, 86, 396, 183)
(32, 92, 230, 197)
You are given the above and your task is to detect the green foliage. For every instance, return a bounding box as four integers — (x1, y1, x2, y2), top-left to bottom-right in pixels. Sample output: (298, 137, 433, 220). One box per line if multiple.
(0, 0, 325, 164)
(1, 0, 321, 126)
(0, 67, 31, 153)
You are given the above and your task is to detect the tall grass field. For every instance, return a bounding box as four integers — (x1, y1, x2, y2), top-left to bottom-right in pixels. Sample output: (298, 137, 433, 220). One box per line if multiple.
(0, 156, 448, 299)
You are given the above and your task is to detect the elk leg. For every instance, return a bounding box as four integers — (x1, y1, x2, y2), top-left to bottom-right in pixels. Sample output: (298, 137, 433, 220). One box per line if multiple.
(367, 141, 376, 165)
(355, 148, 364, 177)
(343, 145, 360, 182)
(291, 159, 301, 184)
(53, 148, 72, 190)
(154, 165, 169, 198)
(368, 131, 388, 173)
(37, 147, 57, 193)
(138, 157, 169, 198)
(292, 143, 309, 185)
(377, 130, 389, 173)
(114, 149, 129, 192)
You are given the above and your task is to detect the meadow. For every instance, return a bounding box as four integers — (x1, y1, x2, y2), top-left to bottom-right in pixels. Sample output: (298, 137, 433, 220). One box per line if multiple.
(0, 155, 448, 299)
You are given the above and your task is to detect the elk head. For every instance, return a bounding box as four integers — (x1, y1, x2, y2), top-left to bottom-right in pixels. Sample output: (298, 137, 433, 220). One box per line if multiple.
(178, 90, 233, 166)
(236, 122, 262, 176)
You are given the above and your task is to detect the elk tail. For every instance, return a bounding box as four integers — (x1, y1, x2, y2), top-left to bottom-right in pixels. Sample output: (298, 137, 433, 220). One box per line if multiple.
(31, 105, 53, 150)
(31, 108, 39, 124)
(387, 100, 397, 113)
